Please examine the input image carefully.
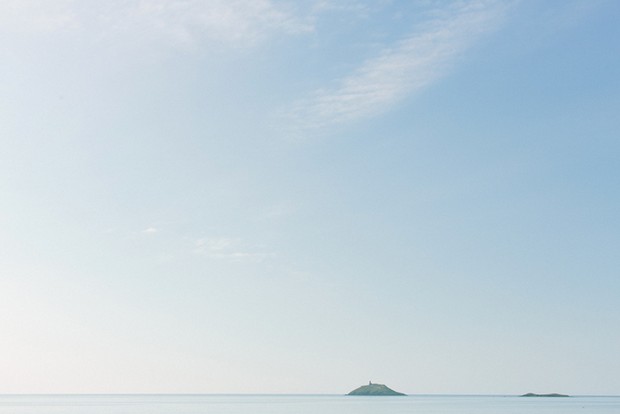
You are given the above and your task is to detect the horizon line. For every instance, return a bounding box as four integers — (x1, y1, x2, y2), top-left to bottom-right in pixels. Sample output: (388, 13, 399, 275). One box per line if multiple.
(1, 393, 618, 397)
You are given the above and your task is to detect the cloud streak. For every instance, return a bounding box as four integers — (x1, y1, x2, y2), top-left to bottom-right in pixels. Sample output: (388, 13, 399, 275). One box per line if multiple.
(193, 237, 275, 262)
(0, 0, 312, 49)
(120, 0, 313, 49)
(142, 227, 159, 235)
(283, 0, 511, 136)
(0, 0, 78, 33)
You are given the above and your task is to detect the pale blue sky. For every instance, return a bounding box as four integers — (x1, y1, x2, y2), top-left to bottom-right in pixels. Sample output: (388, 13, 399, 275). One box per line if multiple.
(1, 0, 619, 395)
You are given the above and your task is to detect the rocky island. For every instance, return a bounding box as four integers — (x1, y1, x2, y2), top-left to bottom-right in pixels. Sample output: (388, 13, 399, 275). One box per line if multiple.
(521, 393, 570, 397)
(347, 382, 405, 396)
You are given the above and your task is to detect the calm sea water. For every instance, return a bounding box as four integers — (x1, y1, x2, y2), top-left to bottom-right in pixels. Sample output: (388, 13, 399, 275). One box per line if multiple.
(0, 395, 618, 414)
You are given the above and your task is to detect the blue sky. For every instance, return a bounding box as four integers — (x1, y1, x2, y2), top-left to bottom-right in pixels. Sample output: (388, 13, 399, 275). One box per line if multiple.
(1, 0, 619, 395)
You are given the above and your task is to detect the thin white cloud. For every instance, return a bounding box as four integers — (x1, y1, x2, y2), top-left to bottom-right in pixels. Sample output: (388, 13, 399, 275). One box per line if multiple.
(0, 0, 313, 48)
(260, 201, 296, 220)
(142, 227, 159, 235)
(119, 0, 313, 49)
(311, 0, 372, 15)
(193, 237, 274, 262)
(0, 0, 78, 33)
(282, 0, 512, 136)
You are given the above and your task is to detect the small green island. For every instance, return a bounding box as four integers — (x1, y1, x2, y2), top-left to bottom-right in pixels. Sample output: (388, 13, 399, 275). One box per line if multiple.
(521, 393, 570, 398)
(347, 382, 406, 396)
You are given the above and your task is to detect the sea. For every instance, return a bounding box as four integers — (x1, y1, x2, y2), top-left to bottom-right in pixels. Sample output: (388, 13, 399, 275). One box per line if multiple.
(0, 394, 618, 414)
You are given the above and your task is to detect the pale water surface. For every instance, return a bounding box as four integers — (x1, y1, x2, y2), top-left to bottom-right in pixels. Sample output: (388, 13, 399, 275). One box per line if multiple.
(0, 395, 618, 414)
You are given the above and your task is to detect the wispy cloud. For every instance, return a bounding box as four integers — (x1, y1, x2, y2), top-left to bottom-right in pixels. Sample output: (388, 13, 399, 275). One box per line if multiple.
(0, 0, 78, 33)
(118, 0, 313, 49)
(282, 0, 511, 136)
(193, 237, 275, 262)
(259, 201, 296, 221)
(311, 0, 372, 15)
(0, 0, 313, 48)
(142, 227, 159, 235)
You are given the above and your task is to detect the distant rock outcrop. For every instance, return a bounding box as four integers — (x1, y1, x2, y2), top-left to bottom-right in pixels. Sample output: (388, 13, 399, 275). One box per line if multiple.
(347, 382, 405, 396)
(521, 393, 570, 397)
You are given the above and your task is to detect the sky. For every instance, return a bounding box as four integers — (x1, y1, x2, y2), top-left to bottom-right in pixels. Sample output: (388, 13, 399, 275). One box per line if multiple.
(1, 0, 619, 396)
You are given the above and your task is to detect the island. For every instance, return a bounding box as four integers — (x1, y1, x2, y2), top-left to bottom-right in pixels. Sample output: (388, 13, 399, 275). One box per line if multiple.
(521, 393, 570, 398)
(347, 382, 406, 396)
